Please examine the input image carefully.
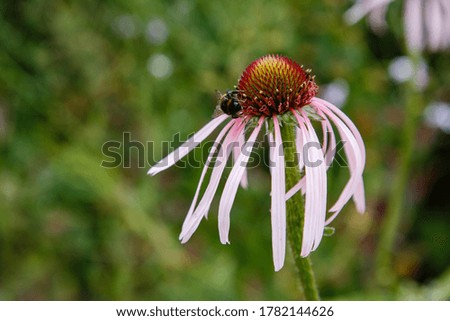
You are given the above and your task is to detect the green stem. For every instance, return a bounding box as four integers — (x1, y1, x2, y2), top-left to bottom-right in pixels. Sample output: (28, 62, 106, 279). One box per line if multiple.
(375, 53, 423, 286)
(280, 122, 320, 300)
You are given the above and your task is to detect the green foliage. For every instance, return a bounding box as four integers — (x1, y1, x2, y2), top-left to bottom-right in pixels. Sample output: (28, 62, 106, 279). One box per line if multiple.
(0, 0, 448, 300)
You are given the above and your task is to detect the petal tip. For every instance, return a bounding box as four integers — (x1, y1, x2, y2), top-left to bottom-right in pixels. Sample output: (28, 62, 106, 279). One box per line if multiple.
(300, 248, 310, 258)
(274, 262, 284, 272)
(356, 204, 366, 214)
(147, 167, 159, 176)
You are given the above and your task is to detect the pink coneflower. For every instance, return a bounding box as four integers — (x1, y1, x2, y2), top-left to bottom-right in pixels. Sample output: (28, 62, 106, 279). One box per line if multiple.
(148, 55, 365, 271)
(345, 0, 450, 53)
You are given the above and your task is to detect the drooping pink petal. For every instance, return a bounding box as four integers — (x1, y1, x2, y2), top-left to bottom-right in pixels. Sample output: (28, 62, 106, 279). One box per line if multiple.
(313, 98, 366, 216)
(233, 129, 249, 189)
(353, 178, 366, 214)
(218, 117, 264, 244)
(181, 120, 235, 233)
(344, 0, 394, 25)
(286, 109, 335, 201)
(311, 99, 365, 223)
(404, 0, 424, 53)
(314, 98, 365, 165)
(270, 116, 286, 271)
(425, 0, 442, 51)
(292, 111, 327, 257)
(441, 0, 450, 49)
(320, 112, 337, 168)
(367, 3, 390, 33)
(322, 112, 362, 213)
(303, 111, 328, 252)
(148, 114, 229, 176)
(296, 120, 314, 255)
(179, 119, 246, 243)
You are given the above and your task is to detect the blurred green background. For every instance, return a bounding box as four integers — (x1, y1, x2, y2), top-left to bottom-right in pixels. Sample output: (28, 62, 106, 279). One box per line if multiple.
(0, 0, 449, 300)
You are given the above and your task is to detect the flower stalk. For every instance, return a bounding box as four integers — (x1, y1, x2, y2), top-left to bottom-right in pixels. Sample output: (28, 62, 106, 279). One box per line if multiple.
(375, 52, 424, 286)
(281, 121, 320, 300)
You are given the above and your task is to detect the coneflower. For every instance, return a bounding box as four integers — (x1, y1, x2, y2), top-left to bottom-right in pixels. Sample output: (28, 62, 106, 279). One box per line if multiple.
(345, 0, 450, 53)
(148, 55, 366, 274)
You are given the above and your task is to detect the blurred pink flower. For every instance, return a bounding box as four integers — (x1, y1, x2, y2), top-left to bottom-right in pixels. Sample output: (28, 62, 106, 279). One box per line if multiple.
(345, 0, 450, 53)
(148, 55, 366, 271)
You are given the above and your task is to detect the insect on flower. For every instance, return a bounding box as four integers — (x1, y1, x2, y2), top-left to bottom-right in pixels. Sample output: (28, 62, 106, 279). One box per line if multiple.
(214, 89, 244, 118)
(148, 54, 366, 271)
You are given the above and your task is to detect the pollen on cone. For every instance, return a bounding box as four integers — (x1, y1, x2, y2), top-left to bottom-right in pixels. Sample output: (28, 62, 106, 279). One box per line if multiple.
(237, 54, 318, 117)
